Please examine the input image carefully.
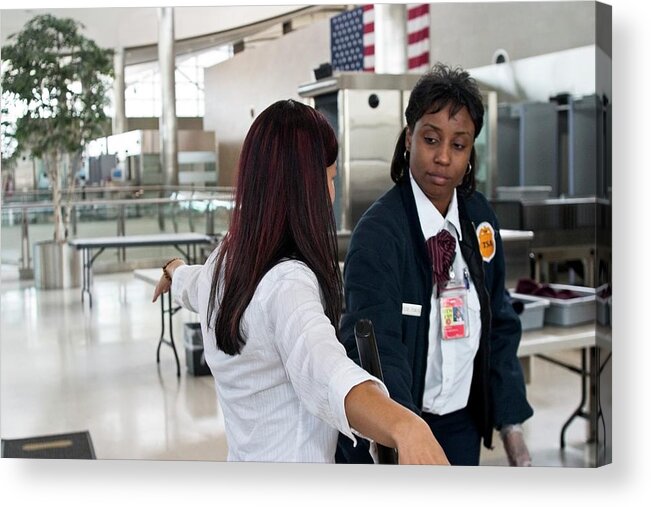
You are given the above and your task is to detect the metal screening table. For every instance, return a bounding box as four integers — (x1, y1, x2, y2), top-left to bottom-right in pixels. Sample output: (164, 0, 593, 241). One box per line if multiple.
(518, 323, 605, 456)
(69, 233, 214, 308)
(134, 268, 184, 377)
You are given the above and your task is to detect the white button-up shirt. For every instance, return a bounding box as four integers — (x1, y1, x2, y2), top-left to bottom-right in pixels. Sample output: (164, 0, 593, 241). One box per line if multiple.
(172, 249, 386, 462)
(409, 173, 482, 416)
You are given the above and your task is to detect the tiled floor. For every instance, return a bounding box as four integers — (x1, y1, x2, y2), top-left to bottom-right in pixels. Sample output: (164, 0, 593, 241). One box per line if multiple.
(0, 264, 609, 466)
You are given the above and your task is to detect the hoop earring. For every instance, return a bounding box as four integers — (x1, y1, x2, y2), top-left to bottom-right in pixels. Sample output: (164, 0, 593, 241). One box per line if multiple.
(404, 150, 410, 163)
(465, 162, 472, 175)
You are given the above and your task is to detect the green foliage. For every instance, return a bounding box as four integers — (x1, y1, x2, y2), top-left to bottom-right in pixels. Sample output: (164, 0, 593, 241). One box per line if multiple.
(1, 14, 115, 242)
(1, 105, 19, 169)
(1, 14, 114, 160)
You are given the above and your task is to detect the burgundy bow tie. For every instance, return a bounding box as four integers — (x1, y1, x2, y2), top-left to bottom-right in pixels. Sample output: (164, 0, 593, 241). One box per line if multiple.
(426, 229, 456, 286)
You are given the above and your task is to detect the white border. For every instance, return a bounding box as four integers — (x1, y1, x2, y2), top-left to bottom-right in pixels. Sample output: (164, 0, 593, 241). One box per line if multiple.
(2, 1, 649, 506)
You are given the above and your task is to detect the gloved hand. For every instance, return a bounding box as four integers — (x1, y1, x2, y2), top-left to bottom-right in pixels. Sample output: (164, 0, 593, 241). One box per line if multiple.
(500, 424, 532, 467)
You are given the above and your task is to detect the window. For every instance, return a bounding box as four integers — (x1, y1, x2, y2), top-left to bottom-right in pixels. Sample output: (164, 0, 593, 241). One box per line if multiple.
(122, 45, 232, 118)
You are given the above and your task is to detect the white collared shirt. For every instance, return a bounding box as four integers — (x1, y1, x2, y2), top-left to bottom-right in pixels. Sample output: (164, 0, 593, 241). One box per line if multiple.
(409, 172, 482, 415)
(172, 248, 386, 462)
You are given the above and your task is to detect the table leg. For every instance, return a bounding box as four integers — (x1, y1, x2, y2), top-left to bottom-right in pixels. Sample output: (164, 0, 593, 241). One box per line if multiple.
(559, 348, 589, 449)
(80, 249, 87, 304)
(167, 290, 181, 378)
(156, 294, 165, 364)
(595, 349, 612, 466)
(589, 346, 598, 443)
(155, 290, 181, 378)
(80, 248, 93, 308)
(87, 249, 93, 308)
(535, 349, 592, 450)
(80, 247, 106, 310)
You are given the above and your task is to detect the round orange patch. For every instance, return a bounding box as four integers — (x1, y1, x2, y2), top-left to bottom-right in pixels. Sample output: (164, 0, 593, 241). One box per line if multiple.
(476, 221, 496, 262)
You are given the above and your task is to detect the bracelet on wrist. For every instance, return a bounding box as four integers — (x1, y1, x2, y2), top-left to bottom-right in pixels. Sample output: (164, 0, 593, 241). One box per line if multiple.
(162, 257, 182, 282)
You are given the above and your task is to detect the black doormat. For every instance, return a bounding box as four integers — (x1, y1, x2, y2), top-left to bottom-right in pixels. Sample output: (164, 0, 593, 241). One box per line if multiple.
(1, 431, 96, 459)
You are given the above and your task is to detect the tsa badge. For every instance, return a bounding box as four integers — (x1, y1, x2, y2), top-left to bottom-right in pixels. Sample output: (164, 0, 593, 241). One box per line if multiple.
(476, 222, 496, 262)
(439, 286, 469, 340)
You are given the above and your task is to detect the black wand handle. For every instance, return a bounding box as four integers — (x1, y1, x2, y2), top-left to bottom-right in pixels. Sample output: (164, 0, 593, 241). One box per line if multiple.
(354, 319, 398, 465)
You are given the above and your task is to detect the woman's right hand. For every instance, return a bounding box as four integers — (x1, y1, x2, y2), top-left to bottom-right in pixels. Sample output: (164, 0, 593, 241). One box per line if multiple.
(393, 416, 450, 465)
(345, 380, 450, 465)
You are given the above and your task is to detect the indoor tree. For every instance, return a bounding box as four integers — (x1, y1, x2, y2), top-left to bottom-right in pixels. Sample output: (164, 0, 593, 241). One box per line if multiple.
(1, 14, 114, 242)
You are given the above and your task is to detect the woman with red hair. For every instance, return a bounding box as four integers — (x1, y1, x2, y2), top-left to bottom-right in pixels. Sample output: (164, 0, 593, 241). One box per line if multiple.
(153, 99, 448, 464)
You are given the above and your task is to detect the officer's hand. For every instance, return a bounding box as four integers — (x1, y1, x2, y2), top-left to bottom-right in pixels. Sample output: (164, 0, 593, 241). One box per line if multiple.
(501, 424, 532, 467)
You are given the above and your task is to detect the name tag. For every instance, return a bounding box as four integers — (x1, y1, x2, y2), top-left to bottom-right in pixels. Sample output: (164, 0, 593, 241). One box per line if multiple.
(402, 303, 422, 317)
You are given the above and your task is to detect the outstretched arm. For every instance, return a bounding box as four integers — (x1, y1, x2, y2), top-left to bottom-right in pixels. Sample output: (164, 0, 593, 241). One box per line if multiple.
(345, 380, 449, 465)
(266, 262, 447, 465)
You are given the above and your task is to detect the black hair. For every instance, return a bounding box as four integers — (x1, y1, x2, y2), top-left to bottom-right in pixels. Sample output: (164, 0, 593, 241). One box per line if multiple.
(391, 62, 484, 196)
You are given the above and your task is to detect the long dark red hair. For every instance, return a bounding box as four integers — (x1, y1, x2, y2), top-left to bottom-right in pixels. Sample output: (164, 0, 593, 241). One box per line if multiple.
(207, 99, 341, 355)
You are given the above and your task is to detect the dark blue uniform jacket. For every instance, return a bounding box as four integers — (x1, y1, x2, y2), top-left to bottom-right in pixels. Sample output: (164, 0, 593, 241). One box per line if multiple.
(336, 180, 533, 463)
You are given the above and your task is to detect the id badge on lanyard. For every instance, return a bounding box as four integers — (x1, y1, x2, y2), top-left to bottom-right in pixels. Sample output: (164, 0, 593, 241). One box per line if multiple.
(438, 267, 470, 340)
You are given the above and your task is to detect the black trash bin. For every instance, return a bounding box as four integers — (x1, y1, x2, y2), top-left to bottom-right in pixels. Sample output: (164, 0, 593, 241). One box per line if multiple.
(183, 322, 211, 376)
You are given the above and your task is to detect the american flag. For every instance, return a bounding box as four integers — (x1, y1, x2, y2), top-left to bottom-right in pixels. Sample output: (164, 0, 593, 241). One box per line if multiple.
(330, 5, 375, 72)
(407, 4, 430, 72)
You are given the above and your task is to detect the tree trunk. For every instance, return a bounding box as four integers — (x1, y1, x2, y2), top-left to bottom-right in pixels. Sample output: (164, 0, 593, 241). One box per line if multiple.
(47, 150, 65, 243)
(62, 151, 81, 240)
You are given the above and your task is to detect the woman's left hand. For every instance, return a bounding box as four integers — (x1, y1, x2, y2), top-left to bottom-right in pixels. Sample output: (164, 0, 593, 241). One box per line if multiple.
(152, 274, 171, 303)
(152, 258, 186, 303)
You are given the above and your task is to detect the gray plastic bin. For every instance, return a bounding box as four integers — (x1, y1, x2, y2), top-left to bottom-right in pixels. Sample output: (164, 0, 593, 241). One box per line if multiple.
(543, 284, 595, 326)
(510, 293, 550, 331)
(183, 322, 211, 376)
(513, 284, 596, 326)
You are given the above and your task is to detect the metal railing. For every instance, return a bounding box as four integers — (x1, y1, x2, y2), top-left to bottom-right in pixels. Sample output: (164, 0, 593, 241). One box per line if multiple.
(1, 186, 235, 277)
(2, 184, 235, 204)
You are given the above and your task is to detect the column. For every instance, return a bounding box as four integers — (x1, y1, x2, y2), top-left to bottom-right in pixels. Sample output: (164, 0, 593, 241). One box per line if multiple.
(158, 7, 179, 189)
(374, 4, 407, 74)
(112, 47, 127, 134)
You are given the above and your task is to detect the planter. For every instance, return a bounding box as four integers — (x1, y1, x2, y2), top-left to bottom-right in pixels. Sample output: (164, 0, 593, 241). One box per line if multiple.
(33, 240, 82, 290)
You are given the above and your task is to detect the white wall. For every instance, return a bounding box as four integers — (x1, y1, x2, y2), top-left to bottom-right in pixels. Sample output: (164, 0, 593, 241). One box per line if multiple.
(470, 45, 612, 103)
(429, 1, 596, 69)
(203, 19, 330, 185)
